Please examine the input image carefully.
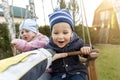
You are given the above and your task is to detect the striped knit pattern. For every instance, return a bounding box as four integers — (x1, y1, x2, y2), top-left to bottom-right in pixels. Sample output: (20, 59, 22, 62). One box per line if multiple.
(48, 9, 74, 31)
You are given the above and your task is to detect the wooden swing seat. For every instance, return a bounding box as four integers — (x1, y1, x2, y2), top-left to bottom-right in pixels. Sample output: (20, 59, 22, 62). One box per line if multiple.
(67, 49, 99, 80)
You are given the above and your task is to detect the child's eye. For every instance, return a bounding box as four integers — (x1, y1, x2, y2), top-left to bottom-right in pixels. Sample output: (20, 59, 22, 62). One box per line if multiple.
(54, 32, 59, 34)
(21, 32, 24, 34)
(63, 32, 68, 34)
(21, 31, 24, 34)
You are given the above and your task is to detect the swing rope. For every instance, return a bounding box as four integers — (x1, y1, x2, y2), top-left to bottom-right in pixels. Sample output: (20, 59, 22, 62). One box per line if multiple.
(79, 0, 86, 42)
(29, 0, 36, 20)
(81, 0, 92, 48)
(54, 0, 92, 48)
(18, 0, 38, 40)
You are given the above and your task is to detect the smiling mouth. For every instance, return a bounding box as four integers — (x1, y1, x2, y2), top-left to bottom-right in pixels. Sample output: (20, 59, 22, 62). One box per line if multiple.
(25, 37, 27, 39)
(58, 41, 64, 43)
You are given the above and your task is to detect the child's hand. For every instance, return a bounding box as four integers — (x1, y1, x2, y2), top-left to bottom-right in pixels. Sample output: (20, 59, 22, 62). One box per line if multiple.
(11, 39, 18, 46)
(80, 46, 91, 55)
(52, 53, 68, 61)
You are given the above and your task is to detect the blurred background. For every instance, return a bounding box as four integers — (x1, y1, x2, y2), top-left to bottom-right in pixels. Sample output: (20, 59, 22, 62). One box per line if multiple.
(0, 0, 120, 80)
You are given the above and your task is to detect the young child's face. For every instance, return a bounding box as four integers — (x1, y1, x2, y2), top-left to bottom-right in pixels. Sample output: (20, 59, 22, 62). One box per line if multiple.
(52, 22, 73, 48)
(20, 29, 36, 42)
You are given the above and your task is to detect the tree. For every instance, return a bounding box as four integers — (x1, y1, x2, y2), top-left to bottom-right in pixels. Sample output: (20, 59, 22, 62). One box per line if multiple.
(2, 0, 16, 56)
(59, 0, 80, 26)
(67, 0, 80, 25)
(59, 0, 66, 9)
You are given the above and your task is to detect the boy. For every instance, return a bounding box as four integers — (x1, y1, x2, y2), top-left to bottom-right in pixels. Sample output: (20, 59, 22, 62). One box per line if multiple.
(45, 9, 91, 80)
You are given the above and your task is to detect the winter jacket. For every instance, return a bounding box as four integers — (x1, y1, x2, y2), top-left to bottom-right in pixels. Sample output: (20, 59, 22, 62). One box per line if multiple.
(0, 48, 55, 80)
(45, 32, 87, 75)
(15, 33, 49, 52)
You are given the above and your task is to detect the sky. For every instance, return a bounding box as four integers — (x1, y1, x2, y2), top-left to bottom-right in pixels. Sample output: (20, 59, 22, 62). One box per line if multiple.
(0, 0, 103, 26)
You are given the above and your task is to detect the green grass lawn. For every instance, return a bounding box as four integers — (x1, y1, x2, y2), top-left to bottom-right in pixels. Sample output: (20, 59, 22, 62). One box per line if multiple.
(94, 44, 120, 80)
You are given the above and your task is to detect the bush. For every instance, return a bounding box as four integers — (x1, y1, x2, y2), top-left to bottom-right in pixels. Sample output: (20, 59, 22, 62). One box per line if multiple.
(0, 23, 13, 59)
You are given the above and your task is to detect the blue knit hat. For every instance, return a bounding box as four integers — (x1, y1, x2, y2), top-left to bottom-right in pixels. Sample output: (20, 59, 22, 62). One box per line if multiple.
(48, 9, 74, 31)
(19, 19, 38, 33)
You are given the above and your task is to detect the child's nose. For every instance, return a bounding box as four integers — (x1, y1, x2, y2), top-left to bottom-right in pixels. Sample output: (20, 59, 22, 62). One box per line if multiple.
(22, 32, 27, 35)
(58, 34, 64, 39)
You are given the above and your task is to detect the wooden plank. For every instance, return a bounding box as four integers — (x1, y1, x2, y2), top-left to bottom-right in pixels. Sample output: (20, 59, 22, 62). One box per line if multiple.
(87, 52, 98, 80)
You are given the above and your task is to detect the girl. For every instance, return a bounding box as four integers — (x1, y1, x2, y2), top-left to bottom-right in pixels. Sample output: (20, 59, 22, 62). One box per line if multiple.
(11, 19, 49, 52)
